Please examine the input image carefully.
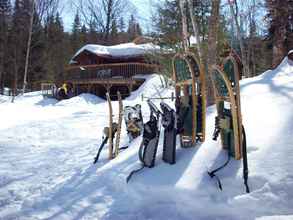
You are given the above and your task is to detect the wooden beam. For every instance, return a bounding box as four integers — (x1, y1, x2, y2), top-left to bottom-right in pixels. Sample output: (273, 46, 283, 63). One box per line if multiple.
(68, 78, 144, 85)
(66, 62, 160, 71)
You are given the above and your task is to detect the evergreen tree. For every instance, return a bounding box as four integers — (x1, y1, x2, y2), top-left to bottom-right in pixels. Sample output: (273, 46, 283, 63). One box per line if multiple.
(71, 12, 82, 52)
(0, 0, 12, 91)
(127, 15, 142, 41)
(153, 0, 181, 45)
(118, 17, 125, 32)
(80, 24, 87, 44)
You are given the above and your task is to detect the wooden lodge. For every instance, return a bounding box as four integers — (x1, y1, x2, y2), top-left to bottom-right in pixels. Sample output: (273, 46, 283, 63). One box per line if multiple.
(63, 39, 161, 99)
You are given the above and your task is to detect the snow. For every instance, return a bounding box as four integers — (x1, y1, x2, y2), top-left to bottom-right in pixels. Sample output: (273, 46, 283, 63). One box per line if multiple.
(70, 42, 160, 63)
(0, 56, 293, 219)
(190, 35, 198, 45)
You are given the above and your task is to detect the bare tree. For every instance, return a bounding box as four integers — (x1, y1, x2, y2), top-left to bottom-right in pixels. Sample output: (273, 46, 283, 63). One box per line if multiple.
(228, 0, 249, 77)
(22, 0, 60, 95)
(179, 0, 188, 51)
(187, 0, 203, 62)
(74, 0, 130, 44)
(207, 0, 221, 105)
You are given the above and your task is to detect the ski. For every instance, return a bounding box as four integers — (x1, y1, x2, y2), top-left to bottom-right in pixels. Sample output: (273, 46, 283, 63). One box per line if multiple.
(172, 51, 206, 147)
(113, 91, 123, 158)
(106, 92, 114, 160)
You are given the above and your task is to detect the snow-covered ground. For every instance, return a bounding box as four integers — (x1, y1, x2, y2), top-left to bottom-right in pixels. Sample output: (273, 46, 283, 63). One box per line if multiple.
(0, 57, 293, 220)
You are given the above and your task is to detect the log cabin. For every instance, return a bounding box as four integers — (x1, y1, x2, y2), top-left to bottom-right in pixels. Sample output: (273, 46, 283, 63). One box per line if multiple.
(63, 40, 161, 99)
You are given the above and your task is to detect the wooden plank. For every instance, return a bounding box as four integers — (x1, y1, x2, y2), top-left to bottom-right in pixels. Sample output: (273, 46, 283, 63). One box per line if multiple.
(68, 78, 145, 85)
(114, 92, 123, 157)
(106, 93, 114, 160)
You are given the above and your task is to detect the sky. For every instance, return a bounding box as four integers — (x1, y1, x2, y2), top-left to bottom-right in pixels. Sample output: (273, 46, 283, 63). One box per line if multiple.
(61, 0, 163, 33)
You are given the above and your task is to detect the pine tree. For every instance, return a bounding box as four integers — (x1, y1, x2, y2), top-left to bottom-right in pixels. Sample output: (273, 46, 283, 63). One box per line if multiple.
(119, 17, 125, 32)
(127, 15, 142, 41)
(71, 12, 82, 52)
(153, 0, 181, 45)
(80, 24, 87, 44)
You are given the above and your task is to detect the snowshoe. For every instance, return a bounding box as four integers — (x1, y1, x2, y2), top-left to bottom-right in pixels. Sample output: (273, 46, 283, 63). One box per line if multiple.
(126, 100, 161, 182)
(172, 52, 206, 147)
(209, 55, 249, 193)
(160, 102, 177, 164)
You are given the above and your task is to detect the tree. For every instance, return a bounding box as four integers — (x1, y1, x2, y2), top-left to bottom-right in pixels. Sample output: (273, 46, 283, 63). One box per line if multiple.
(153, 0, 182, 46)
(127, 14, 142, 41)
(179, 0, 188, 50)
(22, 0, 35, 94)
(207, 0, 221, 105)
(118, 17, 125, 32)
(266, 0, 293, 67)
(76, 0, 130, 44)
(228, 0, 250, 77)
(0, 0, 12, 91)
(71, 12, 82, 52)
(187, 0, 203, 61)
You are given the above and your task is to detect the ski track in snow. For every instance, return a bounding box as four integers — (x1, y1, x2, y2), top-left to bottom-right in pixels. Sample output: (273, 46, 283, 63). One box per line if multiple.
(0, 59, 293, 220)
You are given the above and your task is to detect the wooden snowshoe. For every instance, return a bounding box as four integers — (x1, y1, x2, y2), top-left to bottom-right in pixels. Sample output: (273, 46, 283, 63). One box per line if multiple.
(210, 55, 243, 160)
(172, 52, 206, 147)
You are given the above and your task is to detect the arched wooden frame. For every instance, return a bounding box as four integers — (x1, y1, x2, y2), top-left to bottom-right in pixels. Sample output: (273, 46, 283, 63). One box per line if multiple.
(184, 51, 207, 142)
(172, 52, 199, 145)
(210, 65, 242, 160)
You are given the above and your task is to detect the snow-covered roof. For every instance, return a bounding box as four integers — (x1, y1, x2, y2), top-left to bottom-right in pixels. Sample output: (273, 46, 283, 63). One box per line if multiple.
(70, 42, 160, 63)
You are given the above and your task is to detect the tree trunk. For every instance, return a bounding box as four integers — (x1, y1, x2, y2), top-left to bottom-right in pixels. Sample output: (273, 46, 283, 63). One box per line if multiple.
(207, 0, 221, 105)
(22, 0, 35, 95)
(273, 25, 286, 67)
(11, 48, 18, 103)
(179, 0, 189, 51)
(104, 0, 113, 43)
(229, 0, 249, 78)
(187, 0, 203, 62)
(0, 9, 6, 93)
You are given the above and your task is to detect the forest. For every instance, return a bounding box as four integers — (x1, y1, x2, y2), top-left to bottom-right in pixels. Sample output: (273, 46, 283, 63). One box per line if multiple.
(0, 0, 292, 95)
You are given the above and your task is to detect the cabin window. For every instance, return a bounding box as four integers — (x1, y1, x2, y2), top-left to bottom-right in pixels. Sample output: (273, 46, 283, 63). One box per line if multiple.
(97, 69, 111, 78)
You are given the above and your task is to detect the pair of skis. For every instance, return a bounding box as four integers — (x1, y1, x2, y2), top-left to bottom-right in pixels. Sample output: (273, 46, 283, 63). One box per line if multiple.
(93, 92, 123, 164)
